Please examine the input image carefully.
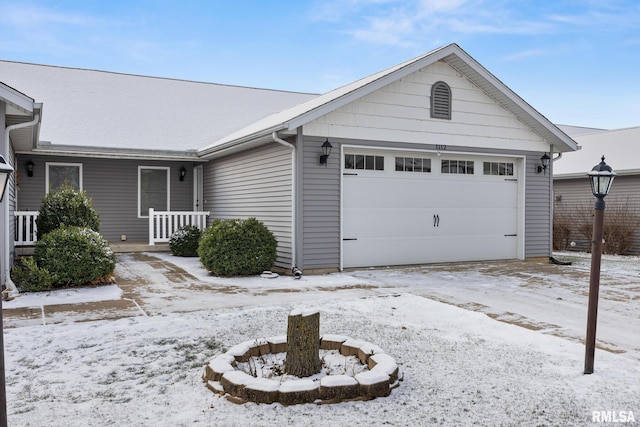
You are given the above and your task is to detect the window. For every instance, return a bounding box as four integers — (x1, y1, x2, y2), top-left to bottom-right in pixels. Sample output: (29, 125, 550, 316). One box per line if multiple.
(395, 157, 431, 173)
(441, 160, 474, 174)
(430, 81, 451, 120)
(344, 154, 384, 171)
(46, 163, 82, 193)
(483, 162, 514, 176)
(139, 166, 170, 217)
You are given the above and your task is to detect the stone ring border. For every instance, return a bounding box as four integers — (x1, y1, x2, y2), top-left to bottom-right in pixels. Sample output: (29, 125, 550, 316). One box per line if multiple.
(203, 334, 402, 405)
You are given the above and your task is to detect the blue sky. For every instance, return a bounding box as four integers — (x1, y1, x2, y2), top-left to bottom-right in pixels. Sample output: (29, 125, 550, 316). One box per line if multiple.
(1, 0, 639, 129)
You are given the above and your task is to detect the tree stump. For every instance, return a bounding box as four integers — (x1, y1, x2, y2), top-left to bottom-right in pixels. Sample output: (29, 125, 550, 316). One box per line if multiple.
(285, 308, 321, 377)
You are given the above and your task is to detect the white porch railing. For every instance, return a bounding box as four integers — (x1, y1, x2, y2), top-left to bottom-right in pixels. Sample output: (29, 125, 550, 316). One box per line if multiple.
(14, 211, 39, 246)
(148, 208, 210, 245)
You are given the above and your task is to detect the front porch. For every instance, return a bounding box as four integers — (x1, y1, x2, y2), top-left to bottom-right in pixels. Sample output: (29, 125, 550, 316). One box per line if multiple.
(14, 209, 209, 254)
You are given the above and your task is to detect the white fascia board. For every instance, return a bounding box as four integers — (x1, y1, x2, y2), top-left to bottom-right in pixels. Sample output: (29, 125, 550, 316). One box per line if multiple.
(285, 45, 452, 131)
(0, 83, 35, 114)
(25, 144, 201, 161)
(445, 49, 578, 153)
(197, 124, 285, 158)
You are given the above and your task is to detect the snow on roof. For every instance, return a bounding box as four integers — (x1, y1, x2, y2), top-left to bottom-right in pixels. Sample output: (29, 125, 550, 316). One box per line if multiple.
(0, 60, 316, 154)
(1, 44, 577, 158)
(556, 124, 609, 137)
(554, 126, 640, 177)
(198, 44, 577, 156)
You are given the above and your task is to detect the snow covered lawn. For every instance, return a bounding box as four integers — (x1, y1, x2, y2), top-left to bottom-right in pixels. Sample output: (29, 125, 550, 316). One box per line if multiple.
(3, 253, 640, 426)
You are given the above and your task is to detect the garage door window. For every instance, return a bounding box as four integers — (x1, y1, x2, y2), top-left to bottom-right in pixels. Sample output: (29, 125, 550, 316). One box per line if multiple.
(344, 154, 384, 171)
(395, 157, 431, 173)
(483, 162, 514, 176)
(442, 160, 474, 174)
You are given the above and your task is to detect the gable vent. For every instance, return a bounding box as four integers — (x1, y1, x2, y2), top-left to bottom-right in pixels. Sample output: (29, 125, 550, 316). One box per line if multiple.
(430, 81, 451, 120)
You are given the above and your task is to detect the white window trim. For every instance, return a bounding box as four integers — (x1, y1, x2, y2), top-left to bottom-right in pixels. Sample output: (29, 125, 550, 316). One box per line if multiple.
(138, 166, 171, 218)
(45, 162, 83, 193)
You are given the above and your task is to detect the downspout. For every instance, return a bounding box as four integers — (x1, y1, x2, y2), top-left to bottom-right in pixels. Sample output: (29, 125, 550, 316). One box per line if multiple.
(271, 132, 299, 272)
(4, 114, 40, 296)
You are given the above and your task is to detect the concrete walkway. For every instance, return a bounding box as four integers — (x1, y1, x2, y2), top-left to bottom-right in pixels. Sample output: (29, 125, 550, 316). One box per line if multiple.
(3, 252, 640, 361)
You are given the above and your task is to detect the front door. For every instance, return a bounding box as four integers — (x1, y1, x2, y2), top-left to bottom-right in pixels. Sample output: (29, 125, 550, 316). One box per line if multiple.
(193, 165, 204, 211)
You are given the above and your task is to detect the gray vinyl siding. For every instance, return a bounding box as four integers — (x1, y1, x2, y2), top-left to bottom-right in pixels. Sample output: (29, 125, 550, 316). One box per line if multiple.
(554, 175, 640, 254)
(525, 153, 553, 258)
(300, 136, 340, 270)
(203, 143, 293, 268)
(16, 154, 193, 243)
(300, 135, 553, 269)
(8, 146, 17, 268)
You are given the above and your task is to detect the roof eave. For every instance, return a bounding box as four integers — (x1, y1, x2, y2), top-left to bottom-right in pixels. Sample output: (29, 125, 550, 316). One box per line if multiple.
(197, 124, 286, 159)
(0, 82, 36, 114)
(22, 143, 202, 162)
(441, 49, 578, 153)
(285, 45, 453, 131)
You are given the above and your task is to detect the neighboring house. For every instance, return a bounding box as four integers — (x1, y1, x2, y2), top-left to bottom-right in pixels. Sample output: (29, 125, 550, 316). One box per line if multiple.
(554, 125, 640, 254)
(0, 43, 577, 285)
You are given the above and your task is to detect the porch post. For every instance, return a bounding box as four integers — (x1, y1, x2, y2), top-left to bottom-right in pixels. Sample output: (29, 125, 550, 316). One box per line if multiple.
(148, 208, 155, 245)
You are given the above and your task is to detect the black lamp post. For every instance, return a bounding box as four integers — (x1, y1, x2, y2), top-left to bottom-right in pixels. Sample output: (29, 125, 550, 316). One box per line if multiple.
(584, 155, 615, 375)
(0, 154, 14, 427)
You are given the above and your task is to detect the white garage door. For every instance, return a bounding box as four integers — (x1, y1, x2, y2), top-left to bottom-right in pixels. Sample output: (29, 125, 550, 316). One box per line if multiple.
(342, 149, 521, 268)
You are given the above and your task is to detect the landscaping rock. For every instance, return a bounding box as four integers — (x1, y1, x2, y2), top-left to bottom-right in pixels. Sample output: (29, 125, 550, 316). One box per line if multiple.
(246, 378, 280, 404)
(220, 370, 255, 400)
(319, 375, 359, 400)
(368, 353, 399, 383)
(355, 370, 391, 398)
(267, 335, 287, 354)
(279, 379, 320, 405)
(320, 334, 349, 350)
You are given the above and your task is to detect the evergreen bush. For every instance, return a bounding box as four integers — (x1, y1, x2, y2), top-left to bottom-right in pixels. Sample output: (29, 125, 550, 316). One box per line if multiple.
(11, 257, 56, 293)
(169, 225, 202, 257)
(37, 183, 101, 238)
(198, 218, 277, 277)
(34, 226, 115, 287)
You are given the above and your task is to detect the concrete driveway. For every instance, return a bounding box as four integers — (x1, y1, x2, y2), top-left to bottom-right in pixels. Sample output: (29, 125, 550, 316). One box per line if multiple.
(3, 251, 639, 361)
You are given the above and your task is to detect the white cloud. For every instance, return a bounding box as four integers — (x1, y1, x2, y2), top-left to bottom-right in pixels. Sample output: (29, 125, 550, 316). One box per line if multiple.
(314, 0, 640, 48)
(501, 48, 548, 62)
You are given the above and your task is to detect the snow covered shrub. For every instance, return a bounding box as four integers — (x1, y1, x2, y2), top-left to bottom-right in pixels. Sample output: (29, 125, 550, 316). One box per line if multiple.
(198, 218, 277, 277)
(169, 225, 202, 257)
(37, 183, 101, 239)
(34, 226, 115, 287)
(11, 256, 56, 293)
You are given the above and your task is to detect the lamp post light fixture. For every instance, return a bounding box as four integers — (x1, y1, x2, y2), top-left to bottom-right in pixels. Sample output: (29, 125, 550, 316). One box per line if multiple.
(584, 155, 616, 375)
(319, 139, 333, 165)
(0, 154, 14, 427)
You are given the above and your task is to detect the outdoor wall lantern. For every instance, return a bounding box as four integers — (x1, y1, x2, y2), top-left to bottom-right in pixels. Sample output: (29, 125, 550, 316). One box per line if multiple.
(179, 166, 187, 182)
(319, 139, 333, 165)
(584, 155, 615, 375)
(536, 153, 550, 174)
(25, 159, 34, 177)
(0, 154, 15, 427)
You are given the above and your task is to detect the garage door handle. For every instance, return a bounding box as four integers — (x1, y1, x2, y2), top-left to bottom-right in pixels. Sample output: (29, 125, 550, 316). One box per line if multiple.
(433, 214, 440, 227)
(343, 238, 358, 241)
(504, 233, 517, 237)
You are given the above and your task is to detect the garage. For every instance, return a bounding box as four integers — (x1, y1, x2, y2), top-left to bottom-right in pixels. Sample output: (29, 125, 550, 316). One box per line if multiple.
(341, 148, 523, 268)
